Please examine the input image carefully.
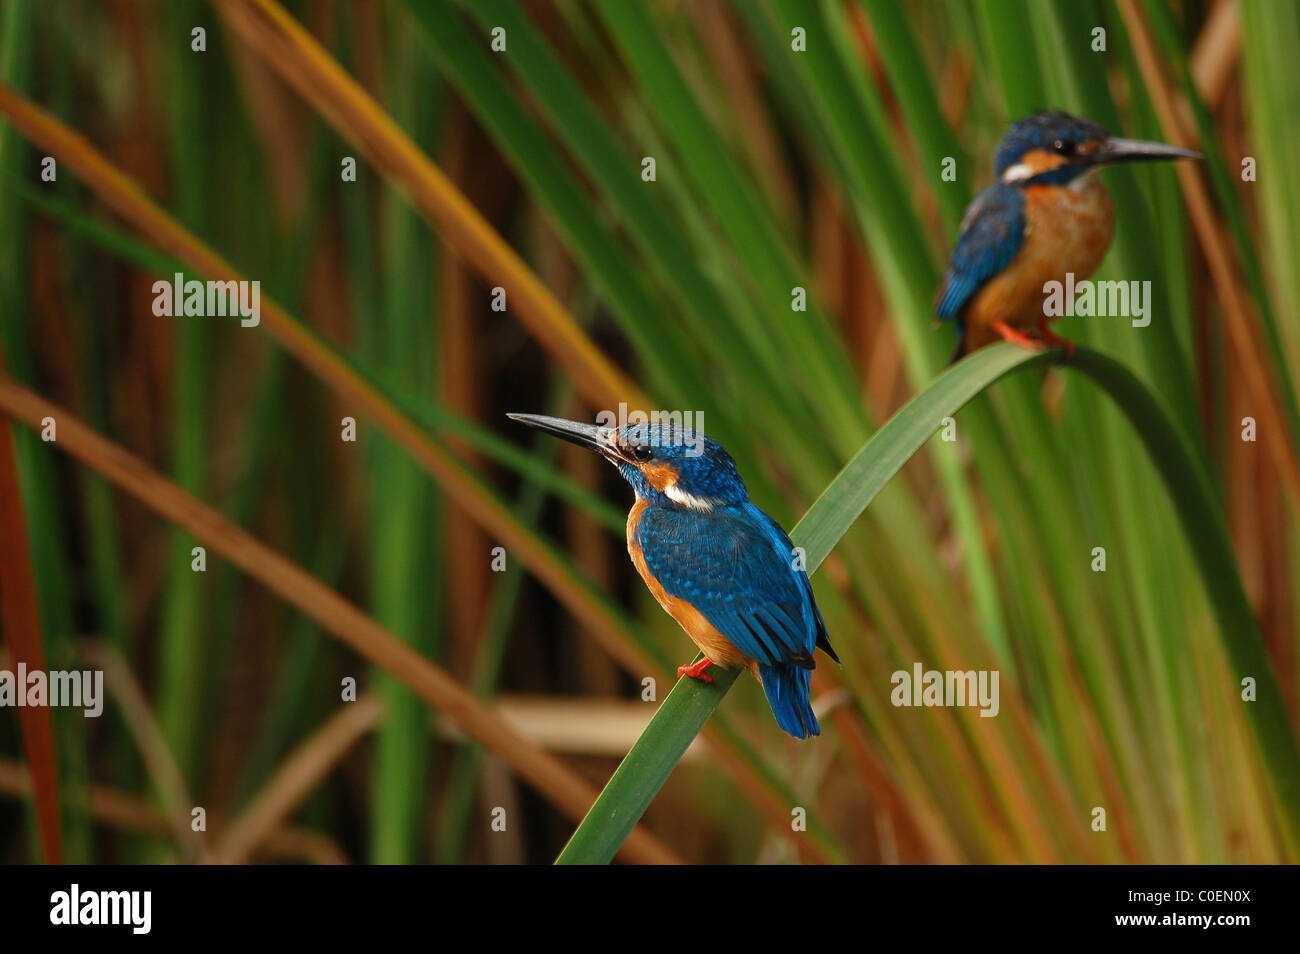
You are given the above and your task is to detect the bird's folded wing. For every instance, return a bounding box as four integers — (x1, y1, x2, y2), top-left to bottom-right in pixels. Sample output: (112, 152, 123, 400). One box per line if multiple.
(636, 506, 815, 668)
(935, 182, 1027, 321)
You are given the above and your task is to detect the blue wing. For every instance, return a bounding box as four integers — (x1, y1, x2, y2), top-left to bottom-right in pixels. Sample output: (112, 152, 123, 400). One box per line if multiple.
(935, 183, 1026, 324)
(636, 503, 819, 668)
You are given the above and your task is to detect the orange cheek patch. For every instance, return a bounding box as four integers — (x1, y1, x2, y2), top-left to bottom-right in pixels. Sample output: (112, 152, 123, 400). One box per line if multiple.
(640, 461, 680, 491)
(1018, 148, 1068, 176)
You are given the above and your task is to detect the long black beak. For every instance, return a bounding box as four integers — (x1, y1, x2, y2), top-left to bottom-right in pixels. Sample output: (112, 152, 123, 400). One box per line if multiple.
(1091, 136, 1200, 165)
(507, 413, 619, 460)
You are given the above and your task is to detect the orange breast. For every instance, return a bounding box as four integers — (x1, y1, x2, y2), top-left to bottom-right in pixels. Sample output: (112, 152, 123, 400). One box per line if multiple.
(963, 176, 1115, 350)
(626, 498, 754, 672)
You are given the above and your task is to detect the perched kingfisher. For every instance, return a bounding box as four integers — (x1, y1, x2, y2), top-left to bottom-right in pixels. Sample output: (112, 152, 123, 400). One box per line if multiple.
(938, 111, 1199, 361)
(508, 414, 839, 739)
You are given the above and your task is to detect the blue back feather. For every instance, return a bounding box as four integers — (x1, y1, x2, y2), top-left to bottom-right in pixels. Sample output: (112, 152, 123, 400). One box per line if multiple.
(935, 183, 1026, 323)
(636, 502, 824, 737)
(636, 503, 817, 667)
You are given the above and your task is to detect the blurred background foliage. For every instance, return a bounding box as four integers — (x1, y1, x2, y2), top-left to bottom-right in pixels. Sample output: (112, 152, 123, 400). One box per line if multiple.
(0, 0, 1297, 863)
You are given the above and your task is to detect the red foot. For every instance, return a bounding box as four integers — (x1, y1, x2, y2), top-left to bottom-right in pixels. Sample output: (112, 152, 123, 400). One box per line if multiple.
(991, 320, 1044, 351)
(1036, 318, 1076, 359)
(676, 657, 715, 684)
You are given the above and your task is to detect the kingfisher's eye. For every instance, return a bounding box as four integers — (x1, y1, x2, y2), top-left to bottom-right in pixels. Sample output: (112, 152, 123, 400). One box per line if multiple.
(627, 443, 653, 463)
(1053, 138, 1076, 156)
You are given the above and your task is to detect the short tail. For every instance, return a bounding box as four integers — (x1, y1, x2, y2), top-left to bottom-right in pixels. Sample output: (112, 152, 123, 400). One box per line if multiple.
(759, 663, 820, 739)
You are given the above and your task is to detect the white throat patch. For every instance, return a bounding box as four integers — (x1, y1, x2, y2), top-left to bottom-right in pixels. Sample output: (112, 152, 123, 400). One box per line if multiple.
(663, 482, 720, 511)
(1000, 162, 1034, 183)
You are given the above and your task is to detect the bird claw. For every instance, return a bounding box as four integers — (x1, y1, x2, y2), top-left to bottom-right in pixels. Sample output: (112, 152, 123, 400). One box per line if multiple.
(677, 658, 715, 684)
(1035, 320, 1076, 359)
(991, 320, 1045, 351)
(992, 320, 1075, 359)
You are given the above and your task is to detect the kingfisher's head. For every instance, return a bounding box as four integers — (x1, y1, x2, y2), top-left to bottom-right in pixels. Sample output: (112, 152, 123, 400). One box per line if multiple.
(508, 413, 748, 510)
(995, 111, 1199, 187)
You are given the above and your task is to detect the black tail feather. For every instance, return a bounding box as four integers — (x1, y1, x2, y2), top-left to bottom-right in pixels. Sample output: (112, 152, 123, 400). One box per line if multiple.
(817, 632, 840, 664)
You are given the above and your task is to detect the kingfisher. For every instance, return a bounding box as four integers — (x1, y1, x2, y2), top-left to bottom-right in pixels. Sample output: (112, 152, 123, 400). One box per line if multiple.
(939, 111, 1199, 361)
(508, 413, 839, 739)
